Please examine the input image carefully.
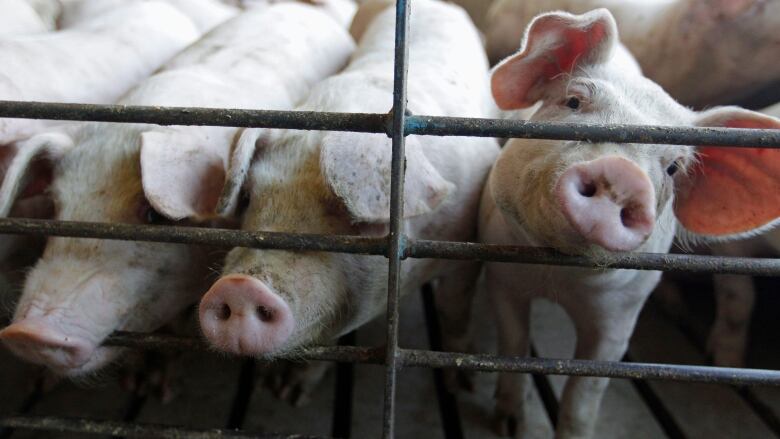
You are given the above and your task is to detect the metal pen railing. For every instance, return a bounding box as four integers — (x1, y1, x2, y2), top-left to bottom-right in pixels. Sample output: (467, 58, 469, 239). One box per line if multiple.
(2, 0, 780, 437)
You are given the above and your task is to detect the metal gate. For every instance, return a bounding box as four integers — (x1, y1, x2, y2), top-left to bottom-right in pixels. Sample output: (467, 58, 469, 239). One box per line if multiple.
(1, 1, 780, 437)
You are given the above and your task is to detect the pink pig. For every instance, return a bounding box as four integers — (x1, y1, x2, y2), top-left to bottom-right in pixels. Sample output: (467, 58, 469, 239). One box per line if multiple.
(481, 9, 780, 438)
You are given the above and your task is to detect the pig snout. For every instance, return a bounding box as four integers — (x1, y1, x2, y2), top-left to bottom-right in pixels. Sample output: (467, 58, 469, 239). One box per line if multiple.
(0, 318, 95, 370)
(554, 155, 656, 251)
(199, 274, 294, 356)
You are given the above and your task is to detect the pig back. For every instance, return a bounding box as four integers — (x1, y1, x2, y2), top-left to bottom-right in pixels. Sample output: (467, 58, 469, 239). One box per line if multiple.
(0, 2, 199, 105)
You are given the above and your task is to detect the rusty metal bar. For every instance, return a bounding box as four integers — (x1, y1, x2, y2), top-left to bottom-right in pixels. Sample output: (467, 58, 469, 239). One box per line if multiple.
(105, 331, 383, 364)
(2, 100, 780, 148)
(100, 332, 780, 387)
(399, 350, 780, 387)
(0, 415, 327, 439)
(1, 218, 779, 276)
(382, 0, 412, 437)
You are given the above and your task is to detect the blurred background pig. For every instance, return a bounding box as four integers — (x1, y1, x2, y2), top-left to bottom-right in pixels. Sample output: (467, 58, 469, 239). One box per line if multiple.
(485, 0, 780, 108)
(0, 1, 200, 278)
(481, 8, 780, 438)
(0, 2, 355, 377)
(197, 0, 498, 381)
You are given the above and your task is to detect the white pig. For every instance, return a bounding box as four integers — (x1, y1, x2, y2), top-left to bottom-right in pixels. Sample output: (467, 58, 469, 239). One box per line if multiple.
(0, 2, 200, 276)
(0, 3, 355, 376)
(0, 0, 53, 35)
(196, 0, 498, 377)
(485, 0, 780, 108)
(481, 9, 780, 438)
(58, 0, 238, 31)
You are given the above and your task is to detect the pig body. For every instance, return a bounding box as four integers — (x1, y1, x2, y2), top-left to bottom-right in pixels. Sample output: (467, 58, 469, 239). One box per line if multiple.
(58, 0, 238, 31)
(0, 0, 51, 35)
(198, 0, 499, 360)
(485, 0, 780, 108)
(482, 9, 780, 438)
(0, 1, 200, 145)
(0, 3, 355, 376)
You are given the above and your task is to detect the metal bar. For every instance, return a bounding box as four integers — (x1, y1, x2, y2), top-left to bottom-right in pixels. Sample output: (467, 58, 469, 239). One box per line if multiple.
(99, 332, 780, 386)
(0, 100, 388, 134)
(0, 415, 327, 439)
(382, 0, 412, 437)
(105, 331, 383, 364)
(0, 218, 385, 255)
(400, 349, 780, 387)
(3, 100, 780, 148)
(2, 218, 779, 276)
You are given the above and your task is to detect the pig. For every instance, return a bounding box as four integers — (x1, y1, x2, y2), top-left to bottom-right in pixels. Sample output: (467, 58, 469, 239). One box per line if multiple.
(481, 9, 780, 438)
(0, 2, 355, 376)
(0, 2, 200, 278)
(237, 0, 357, 28)
(57, 0, 238, 32)
(705, 101, 780, 368)
(0, 0, 54, 35)
(196, 0, 498, 390)
(484, 0, 780, 108)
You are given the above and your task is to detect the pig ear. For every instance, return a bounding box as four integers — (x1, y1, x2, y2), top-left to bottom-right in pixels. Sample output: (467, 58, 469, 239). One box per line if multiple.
(674, 107, 780, 239)
(491, 8, 617, 110)
(321, 132, 454, 223)
(0, 132, 73, 217)
(216, 128, 277, 217)
(140, 129, 229, 221)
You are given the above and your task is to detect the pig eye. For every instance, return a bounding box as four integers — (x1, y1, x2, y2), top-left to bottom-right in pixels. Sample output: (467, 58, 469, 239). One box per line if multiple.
(666, 160, 681, 176)
(564, 96, 581, 110)
(137, 200, 168, 225)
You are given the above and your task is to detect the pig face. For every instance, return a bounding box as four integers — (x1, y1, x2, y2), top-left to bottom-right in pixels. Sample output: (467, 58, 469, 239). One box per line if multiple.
(489, 9, 780, 255)
(199, 129, 452, 357)
(0, 125, 235, 376)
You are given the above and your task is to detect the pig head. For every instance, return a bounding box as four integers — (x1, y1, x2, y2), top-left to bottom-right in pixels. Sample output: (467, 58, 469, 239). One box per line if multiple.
(0, 125, 239, 375)
(488, 9, 780, 255)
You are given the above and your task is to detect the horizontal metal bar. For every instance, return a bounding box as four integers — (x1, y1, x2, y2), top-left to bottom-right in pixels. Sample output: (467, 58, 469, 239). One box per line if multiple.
(406, 240, 780, 276)
(0, 100, 388, 134)
(3, 100, 780, 147)
(105, 331, 384, 364)
(101, 332, 780, 386)
(400, 349, 780, 387)
(0, 415, 326, 439)
(0, 218, 385, 255)
(1, 218, 778, 276)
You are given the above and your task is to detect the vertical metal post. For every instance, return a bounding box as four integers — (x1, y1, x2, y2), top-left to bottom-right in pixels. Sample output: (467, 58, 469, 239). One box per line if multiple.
(382, 0, 411, 438)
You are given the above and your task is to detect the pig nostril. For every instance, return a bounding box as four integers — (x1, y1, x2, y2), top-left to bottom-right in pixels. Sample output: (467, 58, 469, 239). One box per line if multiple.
(578, 181, 597, 197)
(219, 304, 231, 320)
(257, 306, 274, 323)
(620, 206, 642, 229)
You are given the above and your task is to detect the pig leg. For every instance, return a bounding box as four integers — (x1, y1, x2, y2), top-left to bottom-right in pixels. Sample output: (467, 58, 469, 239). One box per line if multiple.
(708, 274, 754, 367)
(556, 303, 641, 439)
(433, 261, 481, 392)
(489, 270, 532, 437)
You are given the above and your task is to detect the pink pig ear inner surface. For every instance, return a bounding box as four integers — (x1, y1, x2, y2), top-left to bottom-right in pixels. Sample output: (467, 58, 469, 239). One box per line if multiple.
(321, 132, 454, 223)
(674, 108, 780, 239)
(0, 132, 73, 218)
(140, 129, 227, 221)
(490, 8, 617, 110)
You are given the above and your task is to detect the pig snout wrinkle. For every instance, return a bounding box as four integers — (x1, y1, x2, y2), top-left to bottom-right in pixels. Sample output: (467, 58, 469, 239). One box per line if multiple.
(0, 318, 94, 370)
(555, 155, 656, 251)
(199, 274, 294, 356)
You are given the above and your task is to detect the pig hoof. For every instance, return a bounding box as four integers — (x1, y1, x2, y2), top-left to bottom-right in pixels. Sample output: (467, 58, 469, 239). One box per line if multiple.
(492, 411, 518, 437)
